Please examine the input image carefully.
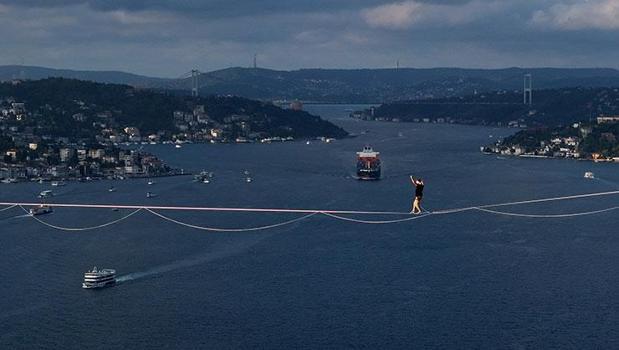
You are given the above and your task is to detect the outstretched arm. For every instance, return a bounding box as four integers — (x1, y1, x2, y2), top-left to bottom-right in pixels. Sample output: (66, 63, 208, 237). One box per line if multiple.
(410, 175, 415, 184)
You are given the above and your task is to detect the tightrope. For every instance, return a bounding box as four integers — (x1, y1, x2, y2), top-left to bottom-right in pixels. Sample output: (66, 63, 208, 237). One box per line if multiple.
(2, 189, 619, 216)
(2, 189, 618, 232)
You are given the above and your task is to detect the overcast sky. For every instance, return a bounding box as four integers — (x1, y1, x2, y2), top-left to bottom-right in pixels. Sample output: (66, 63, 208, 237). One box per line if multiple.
(0, 0, 617, 77)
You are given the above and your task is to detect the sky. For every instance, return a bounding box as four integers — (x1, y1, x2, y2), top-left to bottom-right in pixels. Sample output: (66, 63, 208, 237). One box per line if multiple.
(0, 0, 618, 77)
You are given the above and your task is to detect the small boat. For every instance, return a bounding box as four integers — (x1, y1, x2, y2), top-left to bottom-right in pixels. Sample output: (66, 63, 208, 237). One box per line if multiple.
(194, 170, 213, 183)
(108, 186, 116, 192)
(29, 205, 53, 216)
(82, 267, 116, 289)
(146, 192, 156, 198)
(584, 172, 595, 179)
(51, 181, 65, 187)
(175, 144, 182, 149)
(112, 208, 119, 212)
(147, 180, 155, 185)
(246, 177, 252, 183)
(38, 190, 54, 198)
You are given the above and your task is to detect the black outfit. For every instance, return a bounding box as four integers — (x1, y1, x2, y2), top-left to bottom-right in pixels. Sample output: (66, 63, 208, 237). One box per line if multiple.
(415, 183, 424, 198)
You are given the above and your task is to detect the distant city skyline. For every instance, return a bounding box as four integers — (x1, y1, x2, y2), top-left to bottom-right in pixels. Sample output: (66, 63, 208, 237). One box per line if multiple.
(0, 0, 618, 77)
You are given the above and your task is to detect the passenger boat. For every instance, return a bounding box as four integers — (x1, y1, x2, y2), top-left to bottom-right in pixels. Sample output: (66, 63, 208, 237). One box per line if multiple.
(356, 146, 381, 180)
(29, 205, 53, 216)
(82, 267, 116, 289)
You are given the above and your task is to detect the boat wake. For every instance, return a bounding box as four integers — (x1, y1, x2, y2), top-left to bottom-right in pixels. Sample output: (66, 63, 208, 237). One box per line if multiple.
(116, 234, 272, 284)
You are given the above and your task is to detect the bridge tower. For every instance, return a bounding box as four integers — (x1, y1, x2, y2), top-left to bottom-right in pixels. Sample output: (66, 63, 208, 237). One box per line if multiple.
(523, 73, 533, 106)
(191, 69, 200, 97)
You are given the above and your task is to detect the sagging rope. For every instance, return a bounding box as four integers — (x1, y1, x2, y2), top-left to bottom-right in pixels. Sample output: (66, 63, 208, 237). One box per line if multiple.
(321, 211, 432, 224)
(146, 209, 318, 232)
(431, 190, 619, 215)
(474, 206, 619, 218)
(6, 189, 619, 232)
(19, 206, 143, 232)
(0, 205, 16, 212)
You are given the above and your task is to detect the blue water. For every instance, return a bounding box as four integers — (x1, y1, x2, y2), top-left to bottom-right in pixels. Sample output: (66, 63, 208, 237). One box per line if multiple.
(1, 105, 619, 349)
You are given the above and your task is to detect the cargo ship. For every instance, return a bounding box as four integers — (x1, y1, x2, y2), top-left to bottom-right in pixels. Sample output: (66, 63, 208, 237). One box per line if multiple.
(356, 146, 381, 180)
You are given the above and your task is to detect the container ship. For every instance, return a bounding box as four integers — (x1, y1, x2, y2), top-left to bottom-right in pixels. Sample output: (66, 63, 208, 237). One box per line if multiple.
(356, 146, 381, 180)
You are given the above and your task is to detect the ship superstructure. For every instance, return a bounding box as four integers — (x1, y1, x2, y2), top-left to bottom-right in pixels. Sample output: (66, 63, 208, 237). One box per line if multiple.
(356, 146, 381, 180)
(82, 267, 116, 289)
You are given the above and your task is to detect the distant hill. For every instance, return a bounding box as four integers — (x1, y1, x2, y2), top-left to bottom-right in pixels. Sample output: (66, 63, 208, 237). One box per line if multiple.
(360, 87, 619, 128)
(2, 65, 619, 103)
(0, 78, 347, 140)
(0, 65, 169, 88)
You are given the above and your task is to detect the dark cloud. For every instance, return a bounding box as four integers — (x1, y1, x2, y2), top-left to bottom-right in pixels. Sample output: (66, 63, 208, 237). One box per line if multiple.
(0, 0, 617, 76)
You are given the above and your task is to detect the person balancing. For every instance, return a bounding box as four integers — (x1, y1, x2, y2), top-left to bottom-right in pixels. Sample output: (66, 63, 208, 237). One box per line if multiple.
(410, 176, 425, 214)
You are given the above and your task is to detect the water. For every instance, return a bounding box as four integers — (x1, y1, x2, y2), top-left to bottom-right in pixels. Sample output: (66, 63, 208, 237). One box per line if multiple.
(1, 104, 619, 349)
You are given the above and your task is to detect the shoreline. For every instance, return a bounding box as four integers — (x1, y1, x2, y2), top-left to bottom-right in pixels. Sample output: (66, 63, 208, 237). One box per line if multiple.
(483, 152, 619, 164)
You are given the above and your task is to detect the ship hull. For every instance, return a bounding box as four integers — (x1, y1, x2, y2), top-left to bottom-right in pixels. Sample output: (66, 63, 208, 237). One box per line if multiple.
(82, 280, 116, 289)
(357, 169, 381, 180)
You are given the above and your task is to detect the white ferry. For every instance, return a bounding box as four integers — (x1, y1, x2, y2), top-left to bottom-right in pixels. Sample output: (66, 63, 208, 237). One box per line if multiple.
(82, 267, 116, 289)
